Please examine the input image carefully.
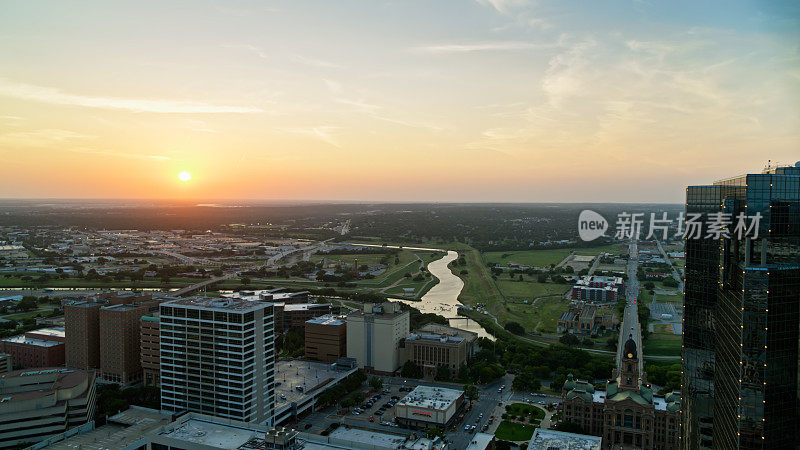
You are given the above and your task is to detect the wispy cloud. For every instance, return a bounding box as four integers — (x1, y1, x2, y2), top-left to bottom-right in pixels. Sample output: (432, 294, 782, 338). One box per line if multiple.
(292, 54, 342, 69)
(0, 79, 263, 114)
(284, 126, 342, 148)
(413, 41, 553, 54)
(69, 148, 171, 160)
(475, 0, 530, 14)
(0, 129, 94, 147)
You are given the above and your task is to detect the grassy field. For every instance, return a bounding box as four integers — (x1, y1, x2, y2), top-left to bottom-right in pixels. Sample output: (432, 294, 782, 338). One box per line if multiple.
(495, 420, 536, 441)
(644, 328, 682, 356)
(494, 278, 568, 300)
(310, 253, 385, 265)
(506, 403, 546, 420)
(3, 310, 51, 321)
(504, 296, 569, 334)
(483, 249, 572, 268)
(0, 275, 205, 289)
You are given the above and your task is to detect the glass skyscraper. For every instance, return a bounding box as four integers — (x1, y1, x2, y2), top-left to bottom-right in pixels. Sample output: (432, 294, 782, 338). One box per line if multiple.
(682, 164, 800, 449)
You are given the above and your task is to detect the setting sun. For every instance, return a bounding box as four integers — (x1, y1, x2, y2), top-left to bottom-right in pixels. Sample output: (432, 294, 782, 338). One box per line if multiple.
(178, 171, 192, 182)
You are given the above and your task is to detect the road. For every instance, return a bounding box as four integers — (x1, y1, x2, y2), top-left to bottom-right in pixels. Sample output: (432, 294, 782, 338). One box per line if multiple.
(654, 239, 684, 291)
(617, 239, 644, 374)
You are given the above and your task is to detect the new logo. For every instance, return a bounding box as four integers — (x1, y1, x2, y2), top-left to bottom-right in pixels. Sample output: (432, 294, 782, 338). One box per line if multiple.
(578, 210, 608, 241)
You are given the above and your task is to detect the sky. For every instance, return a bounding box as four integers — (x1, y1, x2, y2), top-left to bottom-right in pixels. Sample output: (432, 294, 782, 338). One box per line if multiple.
(0, 0, 798, 203)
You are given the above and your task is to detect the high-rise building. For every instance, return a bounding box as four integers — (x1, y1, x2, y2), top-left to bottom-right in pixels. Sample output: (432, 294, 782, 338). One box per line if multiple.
(346, 301, 409, 374)
(159, 297, 276, 425)
(65, 294, 161, 384)
(682, 164, 800, 449)
(99, 303, 156, 384)
(140, 313, 160, 386)
(64, 300, 102, 369)
(305, 315, 347, 363)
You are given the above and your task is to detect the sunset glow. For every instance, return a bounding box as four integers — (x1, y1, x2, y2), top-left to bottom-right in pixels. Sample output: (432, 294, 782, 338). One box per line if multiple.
(0, 1, 797, 202)
(178, 171, 192, 183)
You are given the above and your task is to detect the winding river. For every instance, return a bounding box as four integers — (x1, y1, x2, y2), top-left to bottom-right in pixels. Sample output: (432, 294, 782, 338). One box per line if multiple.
(360, 244, 493, 340)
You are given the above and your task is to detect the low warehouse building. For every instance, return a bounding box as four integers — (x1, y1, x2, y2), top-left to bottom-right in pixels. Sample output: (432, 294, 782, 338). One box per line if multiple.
(394, 385, 464, 429)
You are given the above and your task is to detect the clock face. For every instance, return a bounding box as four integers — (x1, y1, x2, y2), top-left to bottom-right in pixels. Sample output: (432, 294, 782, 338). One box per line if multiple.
(627, 353, 633, 358)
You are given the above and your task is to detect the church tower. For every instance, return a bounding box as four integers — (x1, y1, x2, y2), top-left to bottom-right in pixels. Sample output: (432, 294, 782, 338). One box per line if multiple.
(619, 334, 640, 392)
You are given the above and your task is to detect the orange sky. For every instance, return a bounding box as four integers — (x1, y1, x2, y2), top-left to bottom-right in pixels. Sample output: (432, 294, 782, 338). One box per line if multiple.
(1, 1, 798, 202)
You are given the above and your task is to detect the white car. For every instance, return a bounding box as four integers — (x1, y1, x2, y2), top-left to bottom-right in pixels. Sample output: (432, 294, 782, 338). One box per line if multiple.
(464, 425, 470, 431)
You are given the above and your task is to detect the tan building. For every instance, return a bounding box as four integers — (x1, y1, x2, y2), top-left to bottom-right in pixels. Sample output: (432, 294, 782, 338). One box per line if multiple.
(346, 302, 409, 374)
(305, 315, 346, 363)
(401, 326, 474, 379)
(140, 314, 160, 386)
(560, 337, 681, 449)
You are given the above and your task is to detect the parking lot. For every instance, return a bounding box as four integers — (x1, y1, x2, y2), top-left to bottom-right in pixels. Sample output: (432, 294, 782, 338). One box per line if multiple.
(346, 382, 417, 427)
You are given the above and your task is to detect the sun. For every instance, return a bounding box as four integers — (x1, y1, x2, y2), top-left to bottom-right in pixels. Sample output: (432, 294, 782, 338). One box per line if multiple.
(178, 171, 192, 182)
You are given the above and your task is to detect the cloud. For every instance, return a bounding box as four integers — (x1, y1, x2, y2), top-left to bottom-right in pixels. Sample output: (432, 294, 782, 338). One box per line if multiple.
(323, 79, 343, 94)
(0, 79, 263, 114)
(284, 126, 342, 148)
(414, 41, 553, 54)
(292, 54, 342, 69)
(475, 0, 530, 14)
(69, 148, 170, 160)
(0, 129, 95, 147)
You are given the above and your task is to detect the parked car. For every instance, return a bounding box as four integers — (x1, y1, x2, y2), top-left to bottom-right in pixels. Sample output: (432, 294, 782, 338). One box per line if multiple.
(369, 416, 374, 422)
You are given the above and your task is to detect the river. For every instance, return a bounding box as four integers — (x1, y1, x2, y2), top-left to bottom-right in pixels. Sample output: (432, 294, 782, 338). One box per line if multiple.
(359, 244, 493, 340)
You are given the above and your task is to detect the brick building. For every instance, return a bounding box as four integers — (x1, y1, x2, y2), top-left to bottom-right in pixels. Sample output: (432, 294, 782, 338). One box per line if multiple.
(140, 314, 160, 386)
(1, 327, 66, 369)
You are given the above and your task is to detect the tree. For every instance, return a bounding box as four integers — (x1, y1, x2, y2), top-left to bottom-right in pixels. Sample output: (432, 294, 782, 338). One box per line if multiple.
(464, 384, 479, 406)
(16, 296, 37, 312)
(241, 277, 251, 286)
(559, 333, 581, 346)
(434, 364, 451, 381)
(369, 376, 383, 390)
(426, 427, 443, 439)
(401, 361, 422, 378)
(504, 321, 525, 335)
(537, 274, 548, 283)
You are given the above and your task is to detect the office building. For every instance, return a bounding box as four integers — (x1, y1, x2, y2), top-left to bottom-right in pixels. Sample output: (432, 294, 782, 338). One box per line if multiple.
(0, 327, 65, 368)
(64, 301, 102, 369)
(305, 315, 347, 363)
(682, 164, 800, 449)
(0, 368, 96, 448)
(347, 302, 409, 374)
(276, 303, 333, 331)
(100, 302, 157, 384)
(401, 329, 471, 379)
(159, 297, 276, 425)
(140, 313, 160, 387)
(394, 385, 465, 429)
(0, 354, 10, 373)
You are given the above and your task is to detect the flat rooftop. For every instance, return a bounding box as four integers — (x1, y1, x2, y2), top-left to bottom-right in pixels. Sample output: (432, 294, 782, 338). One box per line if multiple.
(2, 335, 62, 347)
(161, 296, 268, 312)
(43, 407, 172, 450)
(26, 327, 65, 338)
(306, 315, 346, 326)
(158, 417, 262, 448)
(396, 385, 463, 411)
(275, 360, 356, 411)
(327, 426, 407, 448)
(527, 429, 602, 450)
(465, 432, 495, 450)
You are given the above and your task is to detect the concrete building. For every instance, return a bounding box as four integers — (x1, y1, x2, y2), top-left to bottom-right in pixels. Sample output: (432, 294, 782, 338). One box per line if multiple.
(147, 413, 298, 449)
(159, 297, 276, 425)
(570, 276, 624, 303)
(273, 359, 358, 424)
(465, 433, 495, 450)
(0, 354, 10, 373)
(347, 302, 409, 374)
(527, 429, 602, 450)
(557, 303, 616, 335)
(305, 315, 347, 363)
(394, 385, 465, 429)
(277, 303, 333, 331)
(140, 314, 160, 386)
(0, 368, 96, 448)
(401, 330, 470, 379)
(0, 327, 65, 368)
(560, 338, 680, 449)
(299, 426, 447, 449)
(32, 406, 172, 450)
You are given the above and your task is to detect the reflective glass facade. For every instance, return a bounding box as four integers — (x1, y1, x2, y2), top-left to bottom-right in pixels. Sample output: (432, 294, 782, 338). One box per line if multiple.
(682, 167, 800, 450)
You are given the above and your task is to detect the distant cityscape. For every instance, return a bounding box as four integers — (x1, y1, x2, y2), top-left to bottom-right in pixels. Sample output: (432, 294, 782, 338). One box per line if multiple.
(0, 163, 794, 449)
